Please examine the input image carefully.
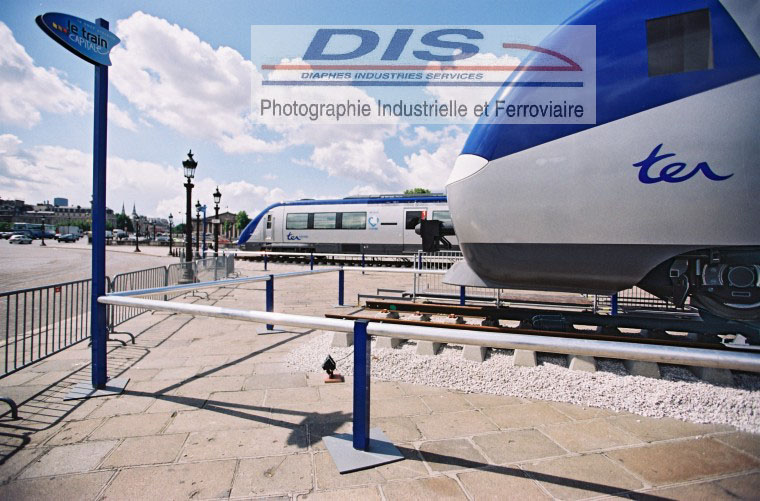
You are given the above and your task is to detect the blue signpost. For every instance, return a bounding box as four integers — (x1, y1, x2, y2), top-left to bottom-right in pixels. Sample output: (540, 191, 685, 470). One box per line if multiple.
(37, 13, 127, 398)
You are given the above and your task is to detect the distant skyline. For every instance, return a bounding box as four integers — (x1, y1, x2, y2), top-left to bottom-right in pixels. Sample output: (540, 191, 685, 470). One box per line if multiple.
(0, 0, 587, 219)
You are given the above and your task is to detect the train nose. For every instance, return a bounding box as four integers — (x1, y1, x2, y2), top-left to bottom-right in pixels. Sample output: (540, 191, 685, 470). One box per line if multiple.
(446, 154, 489, 187)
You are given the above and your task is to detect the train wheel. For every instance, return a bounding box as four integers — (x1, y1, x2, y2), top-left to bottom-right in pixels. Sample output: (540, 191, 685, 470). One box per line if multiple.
(691, 294, 760, 322)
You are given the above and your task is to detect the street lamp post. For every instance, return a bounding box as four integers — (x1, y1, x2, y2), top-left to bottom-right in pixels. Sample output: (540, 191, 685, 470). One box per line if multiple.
(132, 207, 140, 253)
(213, 187, 221, 257)
(40, 215, 47, 246)
(195, 200, 201, 259)
(168, 213, 174, 256)
(153, 223, 156, 242)
(181, 151, 198, 283)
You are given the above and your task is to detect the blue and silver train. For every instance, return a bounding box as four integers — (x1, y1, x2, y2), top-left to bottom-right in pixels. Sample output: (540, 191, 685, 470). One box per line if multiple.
(445, 0, 760, 321)
(237, 194, 457, 254)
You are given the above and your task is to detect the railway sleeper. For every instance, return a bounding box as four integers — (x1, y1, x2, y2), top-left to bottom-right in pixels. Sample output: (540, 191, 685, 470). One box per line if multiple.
(328, 331, 737, 382)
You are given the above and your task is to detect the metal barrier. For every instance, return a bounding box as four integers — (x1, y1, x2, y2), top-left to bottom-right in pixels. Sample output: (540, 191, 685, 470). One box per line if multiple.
(98, 294, 760, 471)
(594, 286, 690, 313)
(1, 279, 91, 378)
(0, 257, 234, 387)
(415, 251, 499, 302)
(109, 266, 168, 330)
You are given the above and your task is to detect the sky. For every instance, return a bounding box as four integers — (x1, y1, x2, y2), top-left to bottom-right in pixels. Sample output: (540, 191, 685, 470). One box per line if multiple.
(0, 0, 587, 220)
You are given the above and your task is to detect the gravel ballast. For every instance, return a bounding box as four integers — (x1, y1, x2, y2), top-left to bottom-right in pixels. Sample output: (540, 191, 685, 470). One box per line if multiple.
(286, 331, 760, 433)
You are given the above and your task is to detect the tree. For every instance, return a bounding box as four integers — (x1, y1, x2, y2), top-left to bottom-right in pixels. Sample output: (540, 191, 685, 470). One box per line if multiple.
(174, 223, 186, 234)
(115, 213, 134, 232)
(404, 188, 431, 194)
(235, 210, 250, 231)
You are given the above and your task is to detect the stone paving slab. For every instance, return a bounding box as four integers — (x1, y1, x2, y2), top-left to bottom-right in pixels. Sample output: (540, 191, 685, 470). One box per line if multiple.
(0, 266, 758, 499)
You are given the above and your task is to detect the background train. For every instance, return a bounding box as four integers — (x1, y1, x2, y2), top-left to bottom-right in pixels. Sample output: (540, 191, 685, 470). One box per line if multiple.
(445, 0, 760, 322)
(237, 194, 457, 254)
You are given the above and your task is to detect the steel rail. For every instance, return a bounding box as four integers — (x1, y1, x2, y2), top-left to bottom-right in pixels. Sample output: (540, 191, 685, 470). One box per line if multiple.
(98, 296, 760, 372)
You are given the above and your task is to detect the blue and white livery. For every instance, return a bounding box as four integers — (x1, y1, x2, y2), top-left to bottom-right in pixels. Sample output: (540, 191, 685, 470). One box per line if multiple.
(445, 0, 760, 321)
(238, 194, 456, 254)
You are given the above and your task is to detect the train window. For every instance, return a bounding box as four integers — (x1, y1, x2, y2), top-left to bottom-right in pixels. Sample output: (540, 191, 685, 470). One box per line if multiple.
(313, 212, 337, 229)
(405, 211, 423, 230)
(646, 9, 712, 77)
(341, 212, 366, 229)
(266, 214, 272, 229)
(285, 213, 308, 229)
(432, 211, 452, 224)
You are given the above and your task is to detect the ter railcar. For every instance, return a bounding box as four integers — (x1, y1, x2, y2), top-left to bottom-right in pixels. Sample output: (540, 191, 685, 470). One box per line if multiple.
(237, 194, 457, 254)
(445, 0, 760, 322)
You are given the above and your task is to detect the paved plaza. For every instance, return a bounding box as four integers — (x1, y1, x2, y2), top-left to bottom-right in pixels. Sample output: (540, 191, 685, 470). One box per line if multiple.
(0, 264, 758, 500)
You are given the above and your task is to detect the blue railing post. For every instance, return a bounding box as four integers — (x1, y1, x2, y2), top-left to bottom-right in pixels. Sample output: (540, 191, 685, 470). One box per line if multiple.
(263, 253, 268, 271)
(310, 252, 314, 271)
(353, 320, 370, 451)
(338, 269, 345, 306)
(266, 275, 274, 330)
(459, 286, 466, 306)
(361, 253, 365, 275)
(611, 293, 618, 316)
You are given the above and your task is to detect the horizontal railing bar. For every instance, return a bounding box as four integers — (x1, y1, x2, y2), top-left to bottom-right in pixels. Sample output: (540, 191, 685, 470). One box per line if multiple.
(235, 250, 420, 260)
(98, 296, 760, 372)
(0, 278, 92, 297)
(342, 267, 446, 275)
(108, 268, 340, 298)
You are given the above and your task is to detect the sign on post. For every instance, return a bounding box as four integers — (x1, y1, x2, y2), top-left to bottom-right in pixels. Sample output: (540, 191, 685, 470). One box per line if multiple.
(36, 12, 120, 66)
(37, 12, 122, 395)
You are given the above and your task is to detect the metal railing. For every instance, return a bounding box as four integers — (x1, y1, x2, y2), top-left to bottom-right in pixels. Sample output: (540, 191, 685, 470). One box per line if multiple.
(1, 279, 91, 377)
(0, 256, 235, 384)
(109, 266, 167, 329)
(594, 286, 690, 313)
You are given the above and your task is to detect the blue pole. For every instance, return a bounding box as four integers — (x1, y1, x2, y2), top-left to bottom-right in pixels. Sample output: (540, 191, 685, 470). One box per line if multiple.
(310, 252, 314, 271)
(263, 253, 268, 271)
(361, 253, 365, 275)
(353, 320, 370, 450)
(90, 18, 109, 389)
(266, 275, 274, 330)
(611, 293, 618, 316)
(459, 286, 466, 306)
(338, 269, 344, 306)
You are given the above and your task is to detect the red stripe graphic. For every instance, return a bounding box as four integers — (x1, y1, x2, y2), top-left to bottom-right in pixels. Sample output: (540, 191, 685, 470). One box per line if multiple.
(262, 44, 582, 72)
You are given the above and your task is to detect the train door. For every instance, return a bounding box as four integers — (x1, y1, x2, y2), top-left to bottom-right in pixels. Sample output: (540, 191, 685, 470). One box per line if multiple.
(402, 209, 425, 252)
(264, 214, 274, 242)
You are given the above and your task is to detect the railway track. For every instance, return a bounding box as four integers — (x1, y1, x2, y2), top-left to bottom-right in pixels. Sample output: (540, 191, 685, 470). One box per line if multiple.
(325, 299, 760, 350)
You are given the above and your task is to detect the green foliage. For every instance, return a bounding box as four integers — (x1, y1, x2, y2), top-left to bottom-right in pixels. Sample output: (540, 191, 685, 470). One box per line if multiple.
(235, 210, 250, 231)
(174, 223, 186, 234)
(115, 213, 134, 232)
(403, 188, 431, 194)
(0, 222, 11, 232)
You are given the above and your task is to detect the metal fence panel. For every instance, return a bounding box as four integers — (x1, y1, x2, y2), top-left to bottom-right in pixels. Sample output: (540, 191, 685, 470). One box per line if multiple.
(595, 287, 689, 313)
(108, 266, 168, 329)
(0, 256, 237, 381)
(0, 279, 91, 377)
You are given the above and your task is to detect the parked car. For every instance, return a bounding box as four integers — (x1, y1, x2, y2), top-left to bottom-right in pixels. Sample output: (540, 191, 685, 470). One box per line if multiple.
(9, 234, 32, 244)
(58, 233, 77, 243)
(156, 235, 170, 243)
(0, 231, 13, 239)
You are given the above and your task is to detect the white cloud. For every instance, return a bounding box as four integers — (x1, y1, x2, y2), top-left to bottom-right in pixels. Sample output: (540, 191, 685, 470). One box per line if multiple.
(0, 22, 89, 128)
(109, 102, 137, 131)
(0, 134, 283, 218)
(399, 125, 465, 147)
(110, 12, 283, 154)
